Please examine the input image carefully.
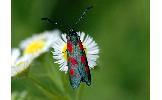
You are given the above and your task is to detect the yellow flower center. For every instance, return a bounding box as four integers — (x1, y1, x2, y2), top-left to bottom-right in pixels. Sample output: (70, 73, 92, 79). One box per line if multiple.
(24, 40, 45, 55)
(62, 44, 67, 60)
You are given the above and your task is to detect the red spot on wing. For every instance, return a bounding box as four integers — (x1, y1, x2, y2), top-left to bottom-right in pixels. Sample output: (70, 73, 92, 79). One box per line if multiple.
(70, 69, 74, 76)
(68, 57, 77, 65)
(67, 41, 73, 52)
(78, 40, 83, 49)
(81, 55, 86, 64)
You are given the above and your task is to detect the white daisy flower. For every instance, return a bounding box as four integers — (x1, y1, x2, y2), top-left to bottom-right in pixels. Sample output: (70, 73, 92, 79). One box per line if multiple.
(11, 30, 60, 77)
(11, 48, 34, 77)
(19, 29, 60, 58)
(52, 32, 99, 73)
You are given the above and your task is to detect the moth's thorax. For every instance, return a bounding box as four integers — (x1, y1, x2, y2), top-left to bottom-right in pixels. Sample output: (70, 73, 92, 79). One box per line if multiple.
(66, 31, 80, 45)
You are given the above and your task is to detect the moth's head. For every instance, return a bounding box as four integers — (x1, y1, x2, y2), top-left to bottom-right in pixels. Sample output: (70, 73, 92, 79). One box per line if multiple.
(66, 29, 79, 44)
(67, 28, 77, 36)
(69, 28, 74, 33)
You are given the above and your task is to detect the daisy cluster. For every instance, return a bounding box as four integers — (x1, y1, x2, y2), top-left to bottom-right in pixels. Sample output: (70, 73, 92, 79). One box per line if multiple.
(11, 30, 99, 77)
(11, 30, 60, 77)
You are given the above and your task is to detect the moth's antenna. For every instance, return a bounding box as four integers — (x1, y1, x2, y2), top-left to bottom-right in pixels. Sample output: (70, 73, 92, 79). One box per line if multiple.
(41, 17, 66, 29)
(41, 18, 58, 25)
(74, 6, 93, 27)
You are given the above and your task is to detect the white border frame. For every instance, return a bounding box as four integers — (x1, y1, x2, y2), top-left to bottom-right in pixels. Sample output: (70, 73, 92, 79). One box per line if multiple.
(0, 0, 11, 100)
(150, 0, 162, 100)
(0, 0, 162, 100)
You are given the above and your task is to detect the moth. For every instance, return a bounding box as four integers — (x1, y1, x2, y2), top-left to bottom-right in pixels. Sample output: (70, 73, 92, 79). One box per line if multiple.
(66, 29, 91, 88)
(42, 6, 93, 88)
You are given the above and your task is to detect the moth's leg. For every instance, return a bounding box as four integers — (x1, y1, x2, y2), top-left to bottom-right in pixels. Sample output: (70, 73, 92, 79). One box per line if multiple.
(62, 49, 68, 53)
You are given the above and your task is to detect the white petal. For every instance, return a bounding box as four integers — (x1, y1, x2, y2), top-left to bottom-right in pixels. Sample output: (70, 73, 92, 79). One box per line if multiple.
(61, 34, 67, 42)
(11, 48, 21, 66)
(11, 54, 34, 77)
(79, 32, 85, 42)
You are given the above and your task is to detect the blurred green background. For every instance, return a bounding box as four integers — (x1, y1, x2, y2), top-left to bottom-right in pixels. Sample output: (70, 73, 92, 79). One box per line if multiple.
(12, 0, 150, 100)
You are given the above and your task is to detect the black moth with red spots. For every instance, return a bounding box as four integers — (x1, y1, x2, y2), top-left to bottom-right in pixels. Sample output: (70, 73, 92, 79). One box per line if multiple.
(67, 30, 91, 88)
(42, 6, 93, 88)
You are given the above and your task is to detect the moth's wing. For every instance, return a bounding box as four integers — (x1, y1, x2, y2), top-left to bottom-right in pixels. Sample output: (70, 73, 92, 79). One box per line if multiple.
(77, 39, 91, 86)
(67, 40, 82, 88)
(79, 51, 91, 85)
(84, 60, 91, 85)
(68, 65, 82, 88)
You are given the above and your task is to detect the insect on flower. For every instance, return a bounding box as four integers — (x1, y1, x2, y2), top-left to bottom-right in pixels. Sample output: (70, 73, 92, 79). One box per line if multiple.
(42, 6, 99, 88)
